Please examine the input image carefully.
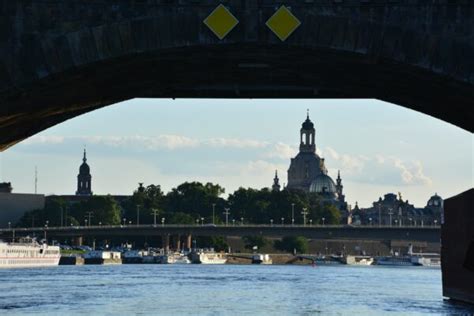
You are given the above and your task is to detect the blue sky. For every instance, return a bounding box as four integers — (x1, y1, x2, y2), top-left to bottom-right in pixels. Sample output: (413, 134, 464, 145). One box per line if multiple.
(0, 99, 472, 207)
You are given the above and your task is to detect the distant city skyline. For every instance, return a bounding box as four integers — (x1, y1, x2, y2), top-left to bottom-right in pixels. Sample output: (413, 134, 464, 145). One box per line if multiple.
(0, 99, 471, 207)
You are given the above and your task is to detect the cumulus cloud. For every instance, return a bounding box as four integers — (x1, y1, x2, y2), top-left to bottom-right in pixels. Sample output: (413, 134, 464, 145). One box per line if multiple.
(264, 142, 297, 160)
(321, 147, 432, 187)
(391, 158, 432, 186)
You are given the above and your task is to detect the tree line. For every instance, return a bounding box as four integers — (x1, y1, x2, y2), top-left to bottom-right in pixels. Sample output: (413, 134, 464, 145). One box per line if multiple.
(16, 181, 342, 228)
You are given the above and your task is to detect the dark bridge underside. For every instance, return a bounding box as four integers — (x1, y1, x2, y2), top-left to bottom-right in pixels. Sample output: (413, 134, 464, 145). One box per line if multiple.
(0, 1, 472, 150)
(1, 45, 473, 150)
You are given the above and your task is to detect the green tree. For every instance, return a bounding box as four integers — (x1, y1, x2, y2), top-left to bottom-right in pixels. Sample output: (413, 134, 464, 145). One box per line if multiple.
(274, 236, 309, 254)
(70, 196, 121, 225)
(16, 197, 66, 227)
(164, 181, 225, 221)
(242, 236, 268, 251)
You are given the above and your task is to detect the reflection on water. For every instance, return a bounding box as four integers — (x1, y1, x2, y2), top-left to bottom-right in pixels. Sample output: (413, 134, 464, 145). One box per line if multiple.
(0, 265, 473, 315)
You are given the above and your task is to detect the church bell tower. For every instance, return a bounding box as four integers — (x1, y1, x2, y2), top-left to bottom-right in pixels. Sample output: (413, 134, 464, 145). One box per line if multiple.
(299, 110, 316, 153)
(76, 149, 92, 196)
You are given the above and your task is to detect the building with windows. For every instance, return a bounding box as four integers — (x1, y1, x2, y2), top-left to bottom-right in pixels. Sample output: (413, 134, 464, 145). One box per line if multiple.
(354, 192, 443, 226)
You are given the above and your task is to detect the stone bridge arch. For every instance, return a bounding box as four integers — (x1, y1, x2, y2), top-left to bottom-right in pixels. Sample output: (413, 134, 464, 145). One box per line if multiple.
(0, 0, 472, 150)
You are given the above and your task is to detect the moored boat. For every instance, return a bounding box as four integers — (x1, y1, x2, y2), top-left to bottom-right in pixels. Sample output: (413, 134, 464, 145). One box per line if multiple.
(84, 250, 121, 265)
(0, 237, 60, 268)
(342, 255, 374, 265)
(190, 250, 227, 264)
(251, 254, 272, 265)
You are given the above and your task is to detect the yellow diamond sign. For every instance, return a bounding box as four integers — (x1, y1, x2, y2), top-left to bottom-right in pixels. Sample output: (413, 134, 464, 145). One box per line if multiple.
(266, 6, 301, 41)
(204, 4, 239, 40)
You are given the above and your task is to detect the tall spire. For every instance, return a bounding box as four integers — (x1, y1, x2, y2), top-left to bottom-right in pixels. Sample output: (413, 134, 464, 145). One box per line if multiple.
(307, 108, 309, 119)
(272, 170, 281, 192)
(83, 148, 87, 163)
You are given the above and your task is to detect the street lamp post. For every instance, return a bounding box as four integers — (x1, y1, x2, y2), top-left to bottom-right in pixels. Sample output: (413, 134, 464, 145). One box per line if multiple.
(322, 217, 326, 226)
(7, 222, 11, 229)
(270, 219, 273, 227)
(409, 218, 413, 226)
(369, 218, 372, 226)
(240, 217, 244, 226)
(291, 203, 295, 226)
(378, 204, 382, 227)
(85, 219, 88, 227)
(212, 203, 216, 225)
(223, 208, 230, 226)
(60, 207, 63, 227)
(201, 217, 204, 226)
(232, 219, 235, 226)
(86, 212, 93, 226)
(434, 219, 438, 227)
(123, 218, 126, 226)
(388, 209, 393, 227)
(161, 217, 165, 227)
(309, 219, 313, 226)
(44, 221, 49, 240)
(152, 209, 159, 227)
(301, 208, 308, 227)
(136, 205, 140, 226)
(281, 217, 284, 225)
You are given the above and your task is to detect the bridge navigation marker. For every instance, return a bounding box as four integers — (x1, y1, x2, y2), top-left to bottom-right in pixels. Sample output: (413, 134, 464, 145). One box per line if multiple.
(203, 4, 239, 40)
(266, 6, 301, 42)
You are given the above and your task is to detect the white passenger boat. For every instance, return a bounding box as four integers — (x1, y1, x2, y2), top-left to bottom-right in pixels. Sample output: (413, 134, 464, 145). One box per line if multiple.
(376, 245, 441, 267)
(191, 250, 227, 264)
(160, 253, 191, 264)
(0, 237, 60, 268)
(342, 255, 374, 265)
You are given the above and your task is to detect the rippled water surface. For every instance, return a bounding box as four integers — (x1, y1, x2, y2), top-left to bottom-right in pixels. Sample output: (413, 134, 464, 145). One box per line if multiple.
(0, 265, 473, 315)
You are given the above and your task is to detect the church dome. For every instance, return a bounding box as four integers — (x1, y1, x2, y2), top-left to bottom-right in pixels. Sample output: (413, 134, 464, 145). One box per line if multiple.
(427, 193, 443, 207)
(79, 162, 90, 174)
(302, 116, 314, 130)
(309, 174, 337, 194)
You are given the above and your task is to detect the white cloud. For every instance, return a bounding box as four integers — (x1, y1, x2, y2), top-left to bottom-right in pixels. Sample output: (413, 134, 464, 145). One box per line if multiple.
(22, 135, 65, 145)
(264, 142, 296, 160)
(204, 138, 268, 149)
(20, 135, 268, 151)
(320, 147, 432, 187)
(391, 158, 432, 186)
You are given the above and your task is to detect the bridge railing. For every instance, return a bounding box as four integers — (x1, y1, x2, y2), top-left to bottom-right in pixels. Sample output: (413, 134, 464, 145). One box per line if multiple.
(0, 223, 440, 233)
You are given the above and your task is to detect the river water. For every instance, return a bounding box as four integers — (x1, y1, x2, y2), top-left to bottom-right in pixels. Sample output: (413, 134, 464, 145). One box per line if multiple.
(0, 265, 473, 315)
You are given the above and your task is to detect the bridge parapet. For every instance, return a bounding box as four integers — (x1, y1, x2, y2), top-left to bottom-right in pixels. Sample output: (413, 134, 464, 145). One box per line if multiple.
(0, 0, 472, 150)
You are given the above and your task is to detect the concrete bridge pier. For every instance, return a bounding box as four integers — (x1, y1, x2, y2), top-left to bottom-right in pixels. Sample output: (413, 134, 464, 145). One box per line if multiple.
(174, 235, 181, 251)
(162, 234, 170, 252)
(186, 234, 192, 250)
(73, 236, 83, 247)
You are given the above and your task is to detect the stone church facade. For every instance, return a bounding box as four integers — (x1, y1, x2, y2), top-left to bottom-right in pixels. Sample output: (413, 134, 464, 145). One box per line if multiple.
(273, 113, 347, 211)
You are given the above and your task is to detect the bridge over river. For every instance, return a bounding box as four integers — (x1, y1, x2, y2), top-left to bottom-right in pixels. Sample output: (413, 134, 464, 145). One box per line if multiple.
(0, 224, 440, 245)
